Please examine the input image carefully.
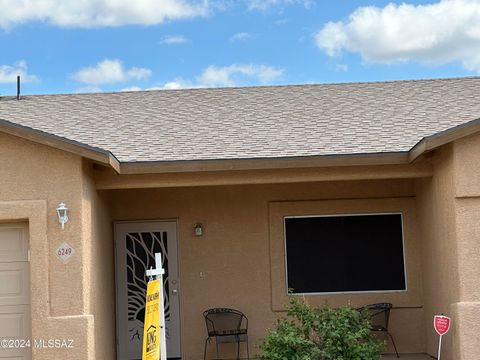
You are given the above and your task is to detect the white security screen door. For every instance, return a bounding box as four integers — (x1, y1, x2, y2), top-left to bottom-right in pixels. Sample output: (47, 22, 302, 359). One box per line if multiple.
(115, 221, 181, 360)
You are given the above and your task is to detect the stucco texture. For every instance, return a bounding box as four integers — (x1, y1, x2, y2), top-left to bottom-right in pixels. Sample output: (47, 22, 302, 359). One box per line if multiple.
(2, 128, 480, 360)
(0, 132, 114, 359)
(415, 132, 480, 360)
(105, 179, 424, 359)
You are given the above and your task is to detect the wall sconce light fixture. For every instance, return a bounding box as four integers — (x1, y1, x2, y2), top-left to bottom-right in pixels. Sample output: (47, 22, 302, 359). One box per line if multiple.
(194, 223, 203, 237)
(56, 203, 69, 230)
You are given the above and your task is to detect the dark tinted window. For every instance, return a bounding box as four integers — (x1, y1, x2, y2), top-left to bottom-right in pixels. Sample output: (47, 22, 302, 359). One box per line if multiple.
(285, 214, 406, 294)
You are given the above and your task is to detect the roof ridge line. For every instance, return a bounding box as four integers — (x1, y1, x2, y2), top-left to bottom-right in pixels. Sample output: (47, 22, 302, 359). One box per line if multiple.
(4, 75, 480, 97)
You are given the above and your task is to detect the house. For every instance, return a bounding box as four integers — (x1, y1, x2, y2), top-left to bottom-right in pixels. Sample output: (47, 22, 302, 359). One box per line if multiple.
(0, 77, 479, 360)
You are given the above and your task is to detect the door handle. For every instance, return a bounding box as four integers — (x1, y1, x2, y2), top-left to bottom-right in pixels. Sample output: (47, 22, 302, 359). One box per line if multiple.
(172, 289, 178, 295)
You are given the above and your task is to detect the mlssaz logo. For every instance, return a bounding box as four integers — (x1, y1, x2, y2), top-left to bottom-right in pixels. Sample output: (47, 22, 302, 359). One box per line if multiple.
(146, 325, 157, 353)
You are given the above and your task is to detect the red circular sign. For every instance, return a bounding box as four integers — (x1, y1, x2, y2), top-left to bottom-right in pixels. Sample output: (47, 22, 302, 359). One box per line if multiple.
(434, 315, 451, 336)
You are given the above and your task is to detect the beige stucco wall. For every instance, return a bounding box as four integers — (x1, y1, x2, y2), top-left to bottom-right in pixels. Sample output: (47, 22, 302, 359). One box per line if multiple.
(451, 132, 480, 360)
(416, 132, 480, 360)
(5, 127, 480, 360)
(83, 162, 116, 359)
(106, 178, 425, 359)
(0, 132, 114, 359)
(416, 146, 458, 359)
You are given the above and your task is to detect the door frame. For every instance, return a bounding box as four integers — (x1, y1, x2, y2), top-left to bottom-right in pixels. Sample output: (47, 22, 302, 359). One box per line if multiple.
(114, 219, 182, 359)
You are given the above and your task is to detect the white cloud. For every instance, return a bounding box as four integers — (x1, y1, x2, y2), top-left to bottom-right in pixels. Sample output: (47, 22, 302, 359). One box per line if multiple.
(162, 81, 188, 89)
(73, 63, 284, 92)
(138, 63, 285, 90)
(197, 64, 284, 87)
(120, 86, 143, 92)
(160, 34, 190, 44)
(315, 0, 480, 73)
(230, 32, 251, 42)
(247, 0, 313, 11)
(0, 60, 38, 84)
(71, 59, 152, 85)
(0, 0, 210, 29)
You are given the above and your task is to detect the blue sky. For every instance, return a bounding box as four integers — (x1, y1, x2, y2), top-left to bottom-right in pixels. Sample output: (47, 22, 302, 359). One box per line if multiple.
(0, 0, 478, 95)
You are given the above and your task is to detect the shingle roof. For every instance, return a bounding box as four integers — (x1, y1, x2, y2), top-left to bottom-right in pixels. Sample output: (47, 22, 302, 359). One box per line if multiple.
(0, 77, 479, 163)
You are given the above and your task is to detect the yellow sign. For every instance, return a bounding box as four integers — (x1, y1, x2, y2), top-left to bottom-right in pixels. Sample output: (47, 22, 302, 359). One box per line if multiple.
(142, 279, 161, 360)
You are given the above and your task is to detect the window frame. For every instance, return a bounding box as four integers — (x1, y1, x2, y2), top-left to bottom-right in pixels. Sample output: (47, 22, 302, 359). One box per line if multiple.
(283, 212, 408, 296)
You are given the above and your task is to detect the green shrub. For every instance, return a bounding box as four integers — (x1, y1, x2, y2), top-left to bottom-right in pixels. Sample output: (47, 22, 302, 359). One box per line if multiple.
(260, 297, 385, 360)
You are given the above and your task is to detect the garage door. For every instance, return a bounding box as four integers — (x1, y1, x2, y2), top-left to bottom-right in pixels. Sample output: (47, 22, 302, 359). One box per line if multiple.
(0, 223, 31, 360)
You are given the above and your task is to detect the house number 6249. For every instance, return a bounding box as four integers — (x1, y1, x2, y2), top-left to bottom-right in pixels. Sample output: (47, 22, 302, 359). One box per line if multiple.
(55, 242, 75, 263)
(57, 248, 72, 256)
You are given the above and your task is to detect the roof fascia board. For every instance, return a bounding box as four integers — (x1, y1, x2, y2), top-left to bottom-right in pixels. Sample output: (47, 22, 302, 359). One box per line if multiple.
(409, 117, 480, 162)
(0, 118, 120, 173)
(95, 163, 433, 190)
(118, 152, 410, 174)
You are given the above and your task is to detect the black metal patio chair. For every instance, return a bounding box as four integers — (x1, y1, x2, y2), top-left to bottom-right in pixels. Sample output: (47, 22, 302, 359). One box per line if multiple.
(359, 302, 400, 358)
(203, 308, 249, 360)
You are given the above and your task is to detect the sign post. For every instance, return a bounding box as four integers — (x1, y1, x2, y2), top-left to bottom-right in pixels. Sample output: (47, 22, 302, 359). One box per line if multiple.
(143, 253, 167, 360)
(434, 315, 451, 360)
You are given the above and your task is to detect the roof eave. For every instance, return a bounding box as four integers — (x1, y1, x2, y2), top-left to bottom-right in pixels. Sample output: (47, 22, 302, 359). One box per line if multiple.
(409, 117, 480, 162)
(119, 116, 480, 174)
(1, 116, 480, 175)
(118, 152, 411, 174)
(0, 118, 121, 173)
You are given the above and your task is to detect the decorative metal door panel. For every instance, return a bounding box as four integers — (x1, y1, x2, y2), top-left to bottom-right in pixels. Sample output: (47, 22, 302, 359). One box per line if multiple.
(115, 221, 181, 360)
